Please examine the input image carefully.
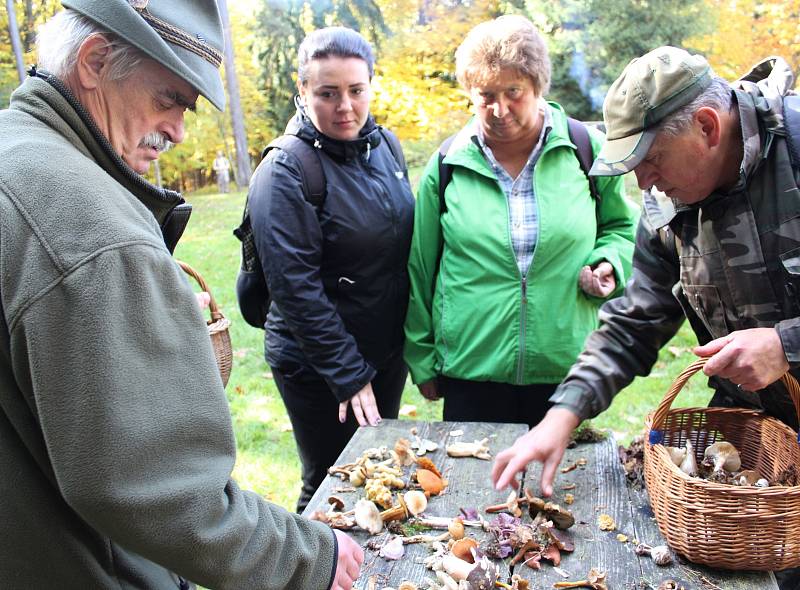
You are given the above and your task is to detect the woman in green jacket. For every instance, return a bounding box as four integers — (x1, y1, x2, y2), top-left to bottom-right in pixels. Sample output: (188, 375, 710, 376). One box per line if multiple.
(404, 15, 638, 427)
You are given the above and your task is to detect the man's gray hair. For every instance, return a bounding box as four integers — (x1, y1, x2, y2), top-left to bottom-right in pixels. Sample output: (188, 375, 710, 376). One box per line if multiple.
(657, 76, 733, 136)
(37, 10, 145, 82)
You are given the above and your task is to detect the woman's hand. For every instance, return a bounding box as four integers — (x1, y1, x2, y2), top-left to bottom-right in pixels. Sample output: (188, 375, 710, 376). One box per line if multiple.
(417, 379, 440, 401)
(339, 382, 381, 426)
(578, 261, 616, 298)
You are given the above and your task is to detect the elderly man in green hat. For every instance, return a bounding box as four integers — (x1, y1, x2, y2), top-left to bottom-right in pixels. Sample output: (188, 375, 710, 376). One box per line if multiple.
(493, 40, 800, 546)
(0, 1, 363, 588)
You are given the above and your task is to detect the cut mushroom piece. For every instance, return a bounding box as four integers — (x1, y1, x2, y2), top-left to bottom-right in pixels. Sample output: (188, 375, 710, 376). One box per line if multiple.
(416, 468, 446, 496)
(703, 441, 741, 472)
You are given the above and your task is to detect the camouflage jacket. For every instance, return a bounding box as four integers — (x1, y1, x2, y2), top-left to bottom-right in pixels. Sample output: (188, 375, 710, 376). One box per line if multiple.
(550, 57, 800, 429)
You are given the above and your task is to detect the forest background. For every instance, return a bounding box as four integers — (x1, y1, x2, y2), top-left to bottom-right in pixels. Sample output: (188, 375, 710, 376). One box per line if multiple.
(2, 0, 799, 192)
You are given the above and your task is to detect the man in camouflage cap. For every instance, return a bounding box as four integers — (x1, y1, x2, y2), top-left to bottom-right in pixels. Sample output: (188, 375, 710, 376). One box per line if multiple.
(493, 47, 800, 580)
(0, 1, 363, 588)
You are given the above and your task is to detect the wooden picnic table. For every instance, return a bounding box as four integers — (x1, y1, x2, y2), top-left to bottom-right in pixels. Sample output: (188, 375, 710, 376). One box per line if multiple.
(303, 419, 778, 589)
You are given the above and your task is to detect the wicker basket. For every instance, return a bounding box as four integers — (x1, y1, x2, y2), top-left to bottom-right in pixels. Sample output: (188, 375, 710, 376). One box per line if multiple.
(644, 358, 800, 570)
(177, 260, 232, 388)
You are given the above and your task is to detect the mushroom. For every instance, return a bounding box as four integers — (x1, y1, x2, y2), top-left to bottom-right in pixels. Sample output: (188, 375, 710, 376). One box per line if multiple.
(354, 499, 383, 534)
(486, 490, 523, 516)
(446, 438, 491, 460)
(553, 568, 607, 589)
(380, 490, 428, 523)
(635, 543, 673, 566)
(736, 470, 761, 486)
(416, 468, 446, 496)
(411, 436, 439, 456)
(441, 552, 474, 581)
(547, 528, 575, 552)
(397, 583, 418, 590)
(464, 556, 498, 589)
(378, 535, 405, 560)
(703, 441, 741, 472)
(665, 446, 687, 466)
(448, 516, 465, 540)
(679, 439, 698, 476)
(450, 537, 479, 563)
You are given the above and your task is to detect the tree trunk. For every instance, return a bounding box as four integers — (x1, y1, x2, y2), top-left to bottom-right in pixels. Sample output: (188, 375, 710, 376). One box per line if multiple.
(23, 0, 33, 52)
(217, 0, 251, 188)
(6, 0, 26, 84)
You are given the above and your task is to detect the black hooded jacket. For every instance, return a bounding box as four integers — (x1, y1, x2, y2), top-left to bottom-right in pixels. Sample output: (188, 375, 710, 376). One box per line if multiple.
(249, 111, 415, 401)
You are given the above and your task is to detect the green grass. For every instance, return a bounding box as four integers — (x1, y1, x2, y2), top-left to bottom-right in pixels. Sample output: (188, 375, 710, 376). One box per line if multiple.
(175, 183, 712, 511)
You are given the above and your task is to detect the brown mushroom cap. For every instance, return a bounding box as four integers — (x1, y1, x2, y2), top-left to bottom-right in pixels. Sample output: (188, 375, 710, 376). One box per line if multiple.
(543, 502, 575, 530)
(451, 537, 479, 563)
(327, 495, 346, 512)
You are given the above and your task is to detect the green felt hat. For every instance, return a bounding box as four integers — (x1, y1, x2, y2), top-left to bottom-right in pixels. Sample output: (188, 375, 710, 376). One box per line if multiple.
(62, 0, 226, 110)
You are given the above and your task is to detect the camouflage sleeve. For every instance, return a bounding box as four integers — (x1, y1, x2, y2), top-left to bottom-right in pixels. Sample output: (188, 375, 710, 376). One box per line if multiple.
(776, 318, 800, 366)
(549, 212, 687, 420)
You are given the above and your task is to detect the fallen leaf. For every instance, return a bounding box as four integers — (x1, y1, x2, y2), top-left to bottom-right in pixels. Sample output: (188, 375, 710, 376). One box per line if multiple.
(399, 404, 417, 417)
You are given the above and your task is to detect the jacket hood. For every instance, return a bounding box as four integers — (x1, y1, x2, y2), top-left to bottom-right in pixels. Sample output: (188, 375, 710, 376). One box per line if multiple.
(285, 106, 382, 161)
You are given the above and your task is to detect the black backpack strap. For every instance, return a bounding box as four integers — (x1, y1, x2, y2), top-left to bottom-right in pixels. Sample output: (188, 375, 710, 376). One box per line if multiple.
(784, 95, 800, 170)
(262, 134, 326, 208)
(566, 117, 600, 203)
(437, 134, 457, 214)
(378, 127, 407, 176)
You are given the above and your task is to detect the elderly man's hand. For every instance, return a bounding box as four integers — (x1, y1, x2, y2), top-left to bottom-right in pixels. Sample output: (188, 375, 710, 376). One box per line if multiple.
(491, 408, 581, 497)
(578, 262, 616, 298)
(339, 382, 381, 426)
(694, 327, 790, 391)
(195, 292, 211, 310)
(331, 529, 364, 590)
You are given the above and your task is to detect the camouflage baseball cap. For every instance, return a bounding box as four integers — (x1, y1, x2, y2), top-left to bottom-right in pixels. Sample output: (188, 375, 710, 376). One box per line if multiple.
(61, 0, 226, 110)
(589, 46, 712, 176)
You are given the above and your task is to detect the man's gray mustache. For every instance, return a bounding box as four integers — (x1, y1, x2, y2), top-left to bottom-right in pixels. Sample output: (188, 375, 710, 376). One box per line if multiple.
(139, 132, 173, 153)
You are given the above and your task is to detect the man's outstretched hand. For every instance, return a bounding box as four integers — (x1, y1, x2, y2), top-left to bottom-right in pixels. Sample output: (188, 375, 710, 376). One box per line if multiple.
(491, 408, 581, 497)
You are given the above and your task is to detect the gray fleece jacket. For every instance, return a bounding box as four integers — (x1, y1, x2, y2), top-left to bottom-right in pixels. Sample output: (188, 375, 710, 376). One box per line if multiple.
(0, 73, 336, 589)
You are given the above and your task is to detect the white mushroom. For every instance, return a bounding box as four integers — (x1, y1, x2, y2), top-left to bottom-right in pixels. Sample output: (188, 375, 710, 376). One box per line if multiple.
(679, 439, 698, 476)
(354, 499, 383, 534)
(665, 446, 687, 466)
(404, 490, 428, 516)
(704, 441, 741, 472)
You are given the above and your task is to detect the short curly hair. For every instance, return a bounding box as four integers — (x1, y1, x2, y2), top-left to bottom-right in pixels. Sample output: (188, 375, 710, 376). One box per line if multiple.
(455, 15, 551, 96)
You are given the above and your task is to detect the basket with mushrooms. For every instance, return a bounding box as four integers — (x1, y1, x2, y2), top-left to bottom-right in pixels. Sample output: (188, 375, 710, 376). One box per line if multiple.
(644, 358, 800, 571)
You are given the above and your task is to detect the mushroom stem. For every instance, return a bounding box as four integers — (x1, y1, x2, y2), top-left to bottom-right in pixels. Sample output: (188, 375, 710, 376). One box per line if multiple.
(509, 540, 539, 565)
(553, 581, 592, 589)
(494, 583, 512, 590)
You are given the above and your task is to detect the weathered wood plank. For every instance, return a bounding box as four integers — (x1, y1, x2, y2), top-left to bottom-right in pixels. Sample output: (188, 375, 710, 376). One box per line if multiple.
(303, 421, 777, 589)
(303, 419, 527, 589)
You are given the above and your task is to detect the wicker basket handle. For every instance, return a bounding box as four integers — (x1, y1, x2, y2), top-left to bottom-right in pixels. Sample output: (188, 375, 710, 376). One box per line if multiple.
(649, 357, 800, 434)
(176, 260, 225, 323)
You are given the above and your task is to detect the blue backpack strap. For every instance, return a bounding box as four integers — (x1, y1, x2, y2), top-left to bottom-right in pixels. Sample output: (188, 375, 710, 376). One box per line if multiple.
(783, 95, 800, 170)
